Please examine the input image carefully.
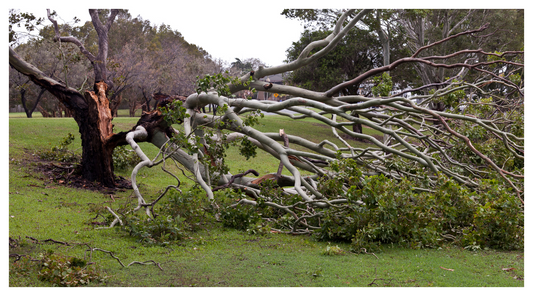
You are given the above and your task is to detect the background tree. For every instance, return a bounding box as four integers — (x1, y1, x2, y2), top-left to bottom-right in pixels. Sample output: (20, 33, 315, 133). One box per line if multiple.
(230, 58, 266, 75)
(284, 10, 399, 137)
(284, 9, 524, 96)
(9, 67, 45, 118)
(9, 21, 92, 117)
(105, 16, 222, 114)
(397, 9, 524, 92)
(9, 9, 44, 46)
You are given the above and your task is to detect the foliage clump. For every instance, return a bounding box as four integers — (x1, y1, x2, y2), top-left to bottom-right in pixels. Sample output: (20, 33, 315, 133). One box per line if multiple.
(117, 156, 523, 251)
(112, 145, 140, 171)
(187, 157, 522, 252)
(37, 251, 107, 286)
(118, 186, 216, 245)
(322, 244, 344, 256)
(11, 250, 107, 287)
(220, 203, 262, 231)
(315, 162, 523, 252)
(39, 132, 80, 163)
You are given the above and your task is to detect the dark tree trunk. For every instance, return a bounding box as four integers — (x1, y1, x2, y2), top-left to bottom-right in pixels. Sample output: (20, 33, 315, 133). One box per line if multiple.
(20, 87, 46, 118)
(352, 114, 364, 142)
(143, 96, 152, 112)
(20, 88, 32, 118)
(139, 87, 153, 112)
(352, 113, 363, 134)
(343, 88, 364, 140)
(109, 93, 122, 117)
(78, 82, 116, 187)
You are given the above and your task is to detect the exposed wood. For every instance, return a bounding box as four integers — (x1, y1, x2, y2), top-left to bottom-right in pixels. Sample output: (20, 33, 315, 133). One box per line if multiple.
(276, 129, 289, 178)
(86, 82, 113, 141)
(251, 173, 278, 185)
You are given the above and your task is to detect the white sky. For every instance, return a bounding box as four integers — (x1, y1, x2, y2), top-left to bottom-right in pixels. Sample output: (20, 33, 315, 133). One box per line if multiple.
(9, 1, 525, 66)
(10, 1, 312, 67)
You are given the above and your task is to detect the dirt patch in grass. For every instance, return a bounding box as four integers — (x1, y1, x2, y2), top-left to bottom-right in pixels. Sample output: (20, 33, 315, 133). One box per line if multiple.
(17, 150, 132, 194)
(37, 162, 132, 193)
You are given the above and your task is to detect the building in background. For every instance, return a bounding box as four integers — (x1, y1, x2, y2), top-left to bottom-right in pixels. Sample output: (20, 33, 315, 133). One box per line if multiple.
(256, 74, 283, 101)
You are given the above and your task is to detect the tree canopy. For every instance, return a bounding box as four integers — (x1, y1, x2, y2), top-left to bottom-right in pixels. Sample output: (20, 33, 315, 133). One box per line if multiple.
(283, 9, 524, 94)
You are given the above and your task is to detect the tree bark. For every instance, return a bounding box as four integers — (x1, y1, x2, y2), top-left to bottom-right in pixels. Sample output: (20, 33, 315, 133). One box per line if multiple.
(110, 94, 122, 117)
(79, 82, 116, 185)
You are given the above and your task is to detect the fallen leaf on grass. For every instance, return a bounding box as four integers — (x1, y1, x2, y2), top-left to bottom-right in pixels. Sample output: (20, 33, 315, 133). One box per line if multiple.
(502, 267, 515, 272)
(440, 266, 454, 271)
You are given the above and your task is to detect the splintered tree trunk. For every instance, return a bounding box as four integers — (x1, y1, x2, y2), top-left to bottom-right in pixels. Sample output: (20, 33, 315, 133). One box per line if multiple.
(79, 82, 116, 187)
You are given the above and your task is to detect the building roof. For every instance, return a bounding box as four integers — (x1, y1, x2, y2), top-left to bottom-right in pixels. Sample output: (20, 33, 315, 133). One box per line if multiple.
(259, 74, 283, 84)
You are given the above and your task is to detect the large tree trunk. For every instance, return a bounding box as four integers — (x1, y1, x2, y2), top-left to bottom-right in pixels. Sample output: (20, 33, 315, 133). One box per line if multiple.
(45, 9, 121, 187)
(79, 82, 116, 186)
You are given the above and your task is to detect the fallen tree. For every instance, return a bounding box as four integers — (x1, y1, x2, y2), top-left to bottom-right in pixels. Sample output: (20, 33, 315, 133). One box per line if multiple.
(9, 9, 523, 236)
(117, 10, 523, 233)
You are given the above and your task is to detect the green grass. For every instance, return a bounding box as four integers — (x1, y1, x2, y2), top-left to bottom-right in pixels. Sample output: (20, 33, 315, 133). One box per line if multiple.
(9, 109, 144, 118)
(8, 113, 524, 287)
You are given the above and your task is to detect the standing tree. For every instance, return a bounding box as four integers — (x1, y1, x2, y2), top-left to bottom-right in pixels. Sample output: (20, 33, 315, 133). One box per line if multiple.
(9, 68, 46, 118)
(9, 9, 523, 235)
(10, 9, 123, 187)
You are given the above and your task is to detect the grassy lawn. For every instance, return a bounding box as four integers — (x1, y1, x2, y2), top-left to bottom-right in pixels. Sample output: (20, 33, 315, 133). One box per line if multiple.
(8, 112, 524, 287)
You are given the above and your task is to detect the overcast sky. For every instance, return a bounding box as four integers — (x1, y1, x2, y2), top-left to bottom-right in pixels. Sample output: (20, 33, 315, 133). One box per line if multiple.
(10, 1, 523, 66)
(10, 1, 313, 67)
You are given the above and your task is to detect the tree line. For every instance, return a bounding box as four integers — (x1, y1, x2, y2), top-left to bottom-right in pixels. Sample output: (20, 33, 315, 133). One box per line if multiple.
(9, 9, 265, 118)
